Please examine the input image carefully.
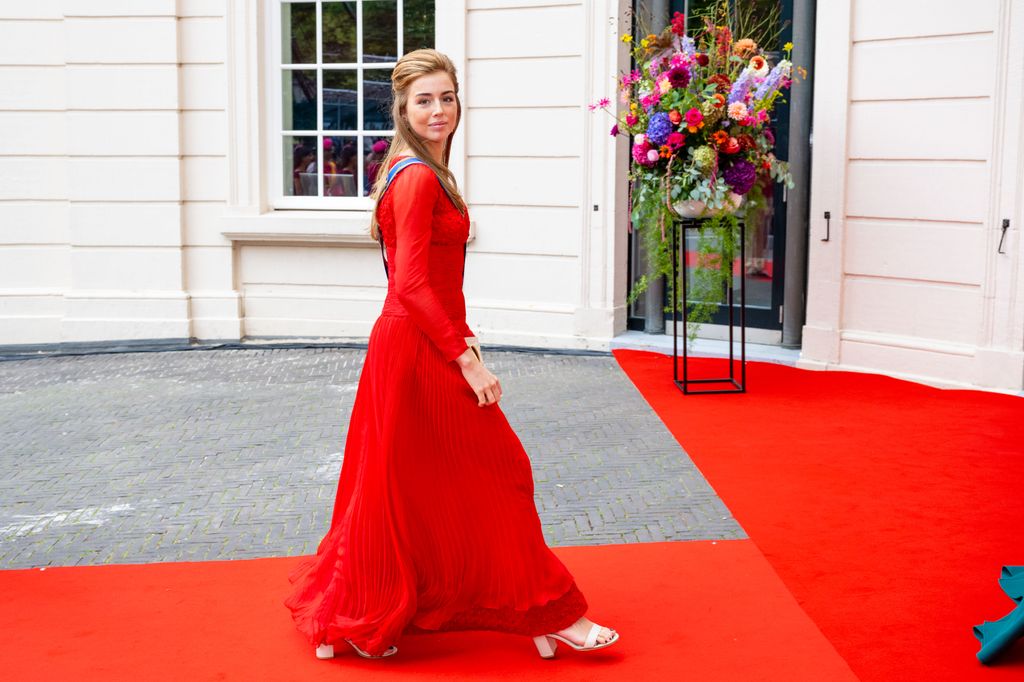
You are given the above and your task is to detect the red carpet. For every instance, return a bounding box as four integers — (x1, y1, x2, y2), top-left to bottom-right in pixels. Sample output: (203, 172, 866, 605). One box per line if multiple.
(0, 541, 854, 680)
(613, 350, 1024, 681)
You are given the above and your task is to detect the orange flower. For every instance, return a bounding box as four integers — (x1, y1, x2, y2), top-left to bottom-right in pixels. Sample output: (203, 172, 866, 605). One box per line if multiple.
(710, 93, 727, 109)
(668, 109, 682, 125)
(659, 144, 673, 158)
(733, 38, 758, 59)
(712, 130, 729, 146)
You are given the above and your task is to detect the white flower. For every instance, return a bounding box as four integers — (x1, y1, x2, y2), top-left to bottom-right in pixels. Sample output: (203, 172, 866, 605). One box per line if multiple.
(647, 149, 660, 163)
(751, 58, 770, 78)
(635, 133, 647, 145)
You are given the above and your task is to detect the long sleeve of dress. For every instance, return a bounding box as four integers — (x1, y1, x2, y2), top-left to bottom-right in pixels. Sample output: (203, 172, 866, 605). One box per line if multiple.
(391, 164, 471, 363)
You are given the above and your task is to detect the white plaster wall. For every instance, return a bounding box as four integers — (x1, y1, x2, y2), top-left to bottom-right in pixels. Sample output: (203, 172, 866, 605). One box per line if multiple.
(801, 0, 1024, 391)
(0, 0, 627, 353)
(0, 1, 69, 344)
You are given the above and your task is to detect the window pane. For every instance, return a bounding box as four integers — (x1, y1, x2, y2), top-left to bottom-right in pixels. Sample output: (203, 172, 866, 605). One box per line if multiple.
(363, 136, 392, 196)
(322, 69, 358, 132)
(322, 1, 357, 63)
(281, 2, 316, 65)
(404, 0, 434, 52)
(282, 69, 317, 131)
(362, 1, 397, 63)
(363, 67, 393, 130)
(324, 135, 359, 196)
(285, 135, 318, 196)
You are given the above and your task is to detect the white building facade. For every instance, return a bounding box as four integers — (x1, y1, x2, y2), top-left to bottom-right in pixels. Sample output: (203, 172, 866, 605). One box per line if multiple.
(800, 0, 1024, 392)
(1, 0, 1022, 393)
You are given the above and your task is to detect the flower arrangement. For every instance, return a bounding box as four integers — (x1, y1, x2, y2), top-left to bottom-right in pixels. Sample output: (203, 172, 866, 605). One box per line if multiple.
(591, 6, 803, 340)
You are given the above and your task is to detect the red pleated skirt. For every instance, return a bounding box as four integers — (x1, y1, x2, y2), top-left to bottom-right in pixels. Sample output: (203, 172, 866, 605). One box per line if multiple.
(283, 314, 588, 656)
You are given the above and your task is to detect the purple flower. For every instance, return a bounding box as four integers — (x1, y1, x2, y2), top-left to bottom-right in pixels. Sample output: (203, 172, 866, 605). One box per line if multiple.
(723, 159, 757, 195)
(728, 69, 756, 105)
(610, 124, 619, 136)
(671, 34, 697, 60)
(754, 63, 784, 100)
(645, 112, 673, 146)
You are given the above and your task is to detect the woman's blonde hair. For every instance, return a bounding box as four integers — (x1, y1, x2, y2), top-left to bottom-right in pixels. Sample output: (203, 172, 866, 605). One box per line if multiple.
(368, 48, 467, 242)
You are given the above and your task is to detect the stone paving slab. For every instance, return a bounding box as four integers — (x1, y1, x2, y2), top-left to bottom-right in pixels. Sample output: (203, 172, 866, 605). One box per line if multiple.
(0, 346, 745, 569)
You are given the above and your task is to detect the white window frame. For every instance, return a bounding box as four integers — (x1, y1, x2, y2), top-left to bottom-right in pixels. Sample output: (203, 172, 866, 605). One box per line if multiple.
(223, 0, 466, 239)
(271, 0, 404, 209)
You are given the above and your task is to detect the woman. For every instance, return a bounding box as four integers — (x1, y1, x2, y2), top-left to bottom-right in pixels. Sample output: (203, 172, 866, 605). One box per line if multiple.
(283, 48, 618, 661)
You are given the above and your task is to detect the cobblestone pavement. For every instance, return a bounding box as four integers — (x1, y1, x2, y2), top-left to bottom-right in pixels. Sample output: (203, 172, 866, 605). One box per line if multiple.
(0, 346, 745, 569)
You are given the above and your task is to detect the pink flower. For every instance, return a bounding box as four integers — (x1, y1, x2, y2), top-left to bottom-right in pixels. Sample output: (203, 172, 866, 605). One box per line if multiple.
(632, 141, 653, 165)
(685, 108, 703, 126)
(727, 102, 749, 121)
(610, 124, 619, 136)
(626, 113, 638, 126)
(667, 131, 686, 148)
(646, 149, 660, 163)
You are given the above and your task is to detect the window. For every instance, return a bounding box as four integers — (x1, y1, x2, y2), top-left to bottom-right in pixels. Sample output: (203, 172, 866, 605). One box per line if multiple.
(274, 0, 435, 208)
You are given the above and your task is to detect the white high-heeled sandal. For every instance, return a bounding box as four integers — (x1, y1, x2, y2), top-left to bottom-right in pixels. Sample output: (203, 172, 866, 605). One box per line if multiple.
(533, 623, 619, 658)
(315, 639, 398, 659)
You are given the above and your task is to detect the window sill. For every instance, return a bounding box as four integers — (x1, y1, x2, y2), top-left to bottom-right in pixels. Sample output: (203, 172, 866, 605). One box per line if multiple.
(220, 209, 476, 246)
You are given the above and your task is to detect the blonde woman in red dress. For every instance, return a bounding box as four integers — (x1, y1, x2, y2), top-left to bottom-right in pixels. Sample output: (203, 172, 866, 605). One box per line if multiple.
(283, 48, 619, 661)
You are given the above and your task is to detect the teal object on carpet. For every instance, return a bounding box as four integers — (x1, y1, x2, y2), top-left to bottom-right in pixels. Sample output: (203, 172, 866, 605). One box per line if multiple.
(999, 566, 1024, 603)
(975, 565, 1024, 665)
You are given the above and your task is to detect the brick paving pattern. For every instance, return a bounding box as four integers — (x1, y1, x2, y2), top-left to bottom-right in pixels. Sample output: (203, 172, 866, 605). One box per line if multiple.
(0, 346, 745, 569)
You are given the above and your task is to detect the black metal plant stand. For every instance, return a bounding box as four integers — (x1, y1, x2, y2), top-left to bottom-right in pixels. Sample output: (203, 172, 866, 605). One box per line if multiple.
(670, 215, 747, 394)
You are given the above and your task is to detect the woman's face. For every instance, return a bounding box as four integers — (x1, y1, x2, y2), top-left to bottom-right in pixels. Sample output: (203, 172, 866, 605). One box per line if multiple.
(403, 71, 457, 154)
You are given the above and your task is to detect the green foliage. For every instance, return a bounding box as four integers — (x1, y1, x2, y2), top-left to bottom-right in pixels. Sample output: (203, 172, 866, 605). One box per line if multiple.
(629, 182, 757, 345)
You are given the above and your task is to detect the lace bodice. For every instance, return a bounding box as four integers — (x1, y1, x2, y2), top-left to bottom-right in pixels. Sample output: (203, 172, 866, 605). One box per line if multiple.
(376, 155, 474, 362)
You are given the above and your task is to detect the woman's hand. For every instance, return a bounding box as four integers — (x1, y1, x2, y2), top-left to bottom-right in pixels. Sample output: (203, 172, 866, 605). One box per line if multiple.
(456, 348, 502, 406)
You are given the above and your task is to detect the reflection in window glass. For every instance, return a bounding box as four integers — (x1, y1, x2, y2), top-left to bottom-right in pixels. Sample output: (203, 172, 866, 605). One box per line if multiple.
(363, 67, 393, 131)
(324, 135, 359, 196)
(286, 135, 319, 196)
(282, 69, 317, 131)
(363, 135, 392, 196)
(282, 2, 315, 64)
(362, 1, 397, 62)
(403, 0, 434, 53)
(322, 70, 358, 131)
(279, 1, 434, 201)
(740, 173, 776, 310)
(322, 2, 357, 63)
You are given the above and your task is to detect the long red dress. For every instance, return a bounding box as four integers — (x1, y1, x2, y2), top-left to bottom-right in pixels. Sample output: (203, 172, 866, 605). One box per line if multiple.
(283, 155, 588, 656)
